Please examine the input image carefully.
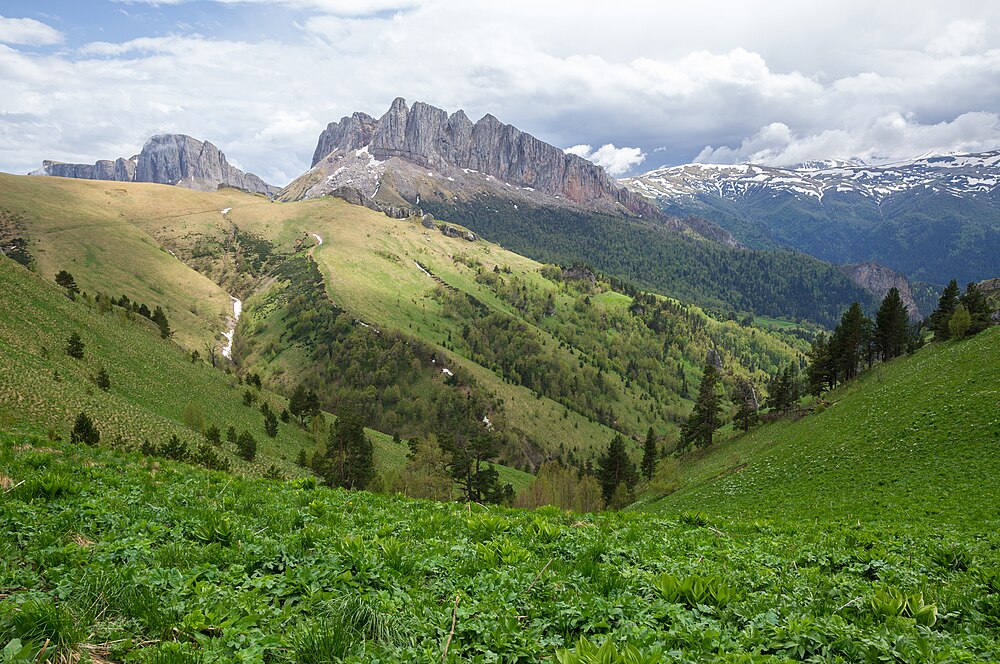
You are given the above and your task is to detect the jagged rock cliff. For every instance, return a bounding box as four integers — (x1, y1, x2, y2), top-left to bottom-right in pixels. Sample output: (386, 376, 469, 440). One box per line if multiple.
(298, 97, 663, 220)
(32, 135, 273, 195)
(840, 261, 922, 319)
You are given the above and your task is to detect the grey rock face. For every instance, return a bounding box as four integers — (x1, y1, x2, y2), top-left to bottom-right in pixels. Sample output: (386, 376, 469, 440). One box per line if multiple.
(309, 98, 661, 218)
(33, 135, 272, 195)
(840, 261, 922, 319)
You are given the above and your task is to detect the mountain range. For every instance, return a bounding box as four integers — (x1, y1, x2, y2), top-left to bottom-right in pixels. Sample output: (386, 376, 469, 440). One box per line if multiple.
(25, 98, 1000, 322)
(623, 152, 1000, 284)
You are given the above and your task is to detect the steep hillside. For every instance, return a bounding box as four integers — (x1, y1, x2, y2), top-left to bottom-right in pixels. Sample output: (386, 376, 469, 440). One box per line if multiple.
(0, 254, 312, 476)
(0, 173, 803, 472)
(623, 153, 1000, 284)
(640, 326, 1000, 527)
(0, 253, 531, 489)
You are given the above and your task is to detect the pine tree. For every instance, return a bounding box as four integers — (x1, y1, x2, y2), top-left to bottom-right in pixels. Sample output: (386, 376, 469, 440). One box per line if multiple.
(680, 362, 722, 449)
(875, 287, 910, 361)
(54, 270, 79, 293)
(930, 280, 961, 341)
(960, 282, 992, 335)
(70, 412, 100, 446)
(439, 430, 512, 504)
(66, 332, 85, 359)
(205, 425, 221, 446)
(596, 433, 637, 506)
(641, 426, 657, 481)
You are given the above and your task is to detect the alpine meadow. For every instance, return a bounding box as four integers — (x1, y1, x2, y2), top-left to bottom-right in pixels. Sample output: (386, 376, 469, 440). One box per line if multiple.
(2, 2, 1000, 663)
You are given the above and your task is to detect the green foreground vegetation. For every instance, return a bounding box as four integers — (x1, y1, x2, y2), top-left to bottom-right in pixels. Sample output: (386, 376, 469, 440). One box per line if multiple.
(2, 431, 1000, 663)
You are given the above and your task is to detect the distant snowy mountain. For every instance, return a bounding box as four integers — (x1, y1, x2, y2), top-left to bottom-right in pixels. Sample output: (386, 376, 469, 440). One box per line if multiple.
(621, 150, 1000, 285)
(623, 151, 1000, 205)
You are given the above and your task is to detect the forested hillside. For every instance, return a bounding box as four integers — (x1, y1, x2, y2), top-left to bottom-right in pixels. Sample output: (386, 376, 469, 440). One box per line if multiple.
(422, 195, 877, 326)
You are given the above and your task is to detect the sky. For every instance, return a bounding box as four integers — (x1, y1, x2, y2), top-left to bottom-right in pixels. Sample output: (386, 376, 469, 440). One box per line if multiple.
(1, 1, 1000, 185)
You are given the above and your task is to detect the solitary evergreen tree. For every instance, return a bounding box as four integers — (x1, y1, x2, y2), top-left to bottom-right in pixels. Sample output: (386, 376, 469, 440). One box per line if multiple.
(596, 433, 638, 506)
(680, 362, 722, 449)
(263, 406, 279, 438)
(66, 332, 85, 359)
(54, 270, 79, 293)
(930, 280, 961, 341)
(70, 412, 100, 446)
(236, 431, 257, 461)
(151, 306, 171, 339)
(641, 426, 657, 481)
(960, 282, 992, 335)
(94, 367, 111, 391)
(875, 287, 910, 361)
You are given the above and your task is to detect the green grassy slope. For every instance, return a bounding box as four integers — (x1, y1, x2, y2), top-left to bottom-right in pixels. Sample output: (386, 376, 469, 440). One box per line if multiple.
(0, 254, 523, 485)
(1, 174, 804, 469)
(2, 432, 999, 662)
(0, 173, 246, 350)
(640, 327, 1000, 528)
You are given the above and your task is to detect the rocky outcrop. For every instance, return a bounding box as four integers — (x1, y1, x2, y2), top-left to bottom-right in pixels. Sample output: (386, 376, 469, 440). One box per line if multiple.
(33, 135, 273, 195)
(309, 97, 661, 219)
(840, 261, 921, 319)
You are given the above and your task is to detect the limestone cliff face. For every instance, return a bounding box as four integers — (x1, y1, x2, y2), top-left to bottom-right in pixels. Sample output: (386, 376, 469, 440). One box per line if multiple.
(309, 97, 661, 219)
(34, 135, 272, 195)
(840, 261, 922, 319)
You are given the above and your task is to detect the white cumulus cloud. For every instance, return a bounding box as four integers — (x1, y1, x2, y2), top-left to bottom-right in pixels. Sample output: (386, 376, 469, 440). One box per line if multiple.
(0, 16, 63, 46)
(565, 143, 646, 175)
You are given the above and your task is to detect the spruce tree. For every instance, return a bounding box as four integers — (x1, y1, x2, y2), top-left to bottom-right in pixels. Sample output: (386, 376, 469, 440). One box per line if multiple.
(237, 431, 257, 461)
(641, 426, 657, 481)
(829, 302, 870, 382)
(596, 434, 637, 506)
(66, 332, 85, 359)
(806, 332, 832, 395)
(94, 367, 111, 391)
(930, 280, 961, 341)
(263, 407, 279, 438)
(875, 287, 910, 361)
(440, 430, 511, 504)
(70, 412, 100, 446)
(680, 362, 722, 449)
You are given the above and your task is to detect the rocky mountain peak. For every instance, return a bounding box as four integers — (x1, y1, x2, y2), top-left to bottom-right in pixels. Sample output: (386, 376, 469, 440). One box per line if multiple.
(303, 97, 667, 221)
(33, 134, 274, 195)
